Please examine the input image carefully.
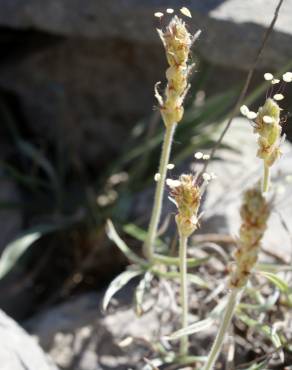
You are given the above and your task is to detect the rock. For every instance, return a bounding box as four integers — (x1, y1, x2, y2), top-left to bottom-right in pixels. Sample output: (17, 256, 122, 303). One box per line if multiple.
(24, 291, 174, 370)
(0, 35, 164, 168)
(0, 309, 58, 370)
(0, 1, 291, 70)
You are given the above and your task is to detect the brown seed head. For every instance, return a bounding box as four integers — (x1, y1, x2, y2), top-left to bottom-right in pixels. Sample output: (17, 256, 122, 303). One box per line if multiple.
(156, 16, 197, 127)
(255, 98, 282, 167)
(161, 16, 192, 67)
(168, 174, 201, 237)
(229, 186, 271, 289)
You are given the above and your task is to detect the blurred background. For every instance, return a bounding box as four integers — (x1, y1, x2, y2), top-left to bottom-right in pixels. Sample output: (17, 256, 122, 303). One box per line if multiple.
(0, 1, 292, 369)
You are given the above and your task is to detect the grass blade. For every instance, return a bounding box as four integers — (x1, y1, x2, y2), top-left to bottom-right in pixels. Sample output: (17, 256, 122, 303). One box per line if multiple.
(134, 271, 153, 317)
(164, 317, 214, 340)
(237, 312, 283, 351)
(0, 222, 73, 280)
(151, 269, 208, 288)
(102, 269, 142, 311)
(258, 270, 290, 294)
(106, 220, 148, 266)
(0, 233, 41, 279)
(241, 360, 269, 370)
(123, 223, 167, 249)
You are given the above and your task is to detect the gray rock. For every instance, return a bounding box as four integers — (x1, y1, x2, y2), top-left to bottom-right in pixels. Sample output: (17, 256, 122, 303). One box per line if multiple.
(0, 0, 291, 70)
(0, 309, 58, 370)
(0, 37, 164, 168)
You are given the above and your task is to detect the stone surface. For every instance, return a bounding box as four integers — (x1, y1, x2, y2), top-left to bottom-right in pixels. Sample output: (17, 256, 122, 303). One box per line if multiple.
(0, 35, 164, 168)
(0, 1, 291, 70)
(0, 309, 58, 370)
(24, 291, 174, 370)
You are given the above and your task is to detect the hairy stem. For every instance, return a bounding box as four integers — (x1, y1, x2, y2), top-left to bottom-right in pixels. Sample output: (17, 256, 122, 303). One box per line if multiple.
(144, 123, 177, 261)
(179, 233, 189, 357)
(263, 163, 270, 193)
(203, 290, 238, 370)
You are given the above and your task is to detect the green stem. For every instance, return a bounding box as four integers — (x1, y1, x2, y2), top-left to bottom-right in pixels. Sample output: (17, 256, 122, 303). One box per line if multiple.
(144, 123, 177, 261)
(263, 163, 270, 193)
(179, 233, 189, 357)
(203, 289, 239, 370)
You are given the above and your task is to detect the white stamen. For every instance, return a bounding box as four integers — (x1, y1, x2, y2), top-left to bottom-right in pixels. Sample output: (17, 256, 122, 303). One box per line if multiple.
(154, 173, 161, 182)
(202, 172, 211, 182)
(166, 8, 174, 14)
(264, 72, 273, 81)
(166, 179, 181, 188)
(247, 111, 257, 120)
(280, 133, 286, 146)
(119, 337, 133, 347)
(180, 7, 192, 18)
(263, 115, 273, 124)
(283, 72, 292, 83)
(167, 163, 175, 170)
(154, 81, 163, 106)
(273, 93, 284, 101)
(168, 196, 178, 207)
(202, 154, 210, 160)
(271, 78, 280, 85)
(194, 151, 203, 159)
(190, 215, 198, 225)
(154, 12, 164, 18)
(240, 105, 249, 116)
(276, 185, 285, 195)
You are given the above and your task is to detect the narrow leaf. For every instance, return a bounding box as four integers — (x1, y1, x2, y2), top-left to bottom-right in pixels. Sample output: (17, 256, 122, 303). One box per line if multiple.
(239, 290, 280, 312)
(259, 271, 290, 293)
(124, 223, 167, 249)
(256, 262, 292, 273)
(154, 253, 209, 267)
(102, 269, 142, 311)
(0, 222, 73, 280)
(242, 360, 269, 370)
(188, 273, 209, 288)
(106, 220, 148, 266)
(0, 233, 41, 279)
(134, 271, 153, 317)
(17, 140, 60, 193)
(151, 269, 208, 288)
(165, 317, 214, 340)
(123, 223, 148, 242)
(237, 312, 283, 350)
